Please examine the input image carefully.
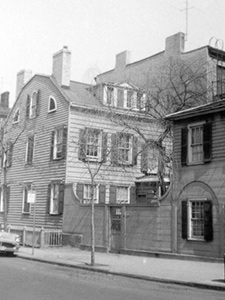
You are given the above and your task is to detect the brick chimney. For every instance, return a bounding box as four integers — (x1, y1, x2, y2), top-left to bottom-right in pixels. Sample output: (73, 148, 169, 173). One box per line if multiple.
(16, 70, 32, 98)
(115, 50, 131, 73)
(52, 46, 71, 87)
(165, 32, 185, 56)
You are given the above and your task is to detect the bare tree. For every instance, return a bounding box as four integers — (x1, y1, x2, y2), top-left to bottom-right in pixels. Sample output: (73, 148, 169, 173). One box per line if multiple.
(94, 56, 213, 194)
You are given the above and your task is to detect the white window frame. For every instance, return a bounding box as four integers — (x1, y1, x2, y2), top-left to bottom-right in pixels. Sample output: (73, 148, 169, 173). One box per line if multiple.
(118, 134, 133, 164)
(29, 91, 38, 119)
(116, 186, 130, 204)
(49, 183, 60, 215)
(48, 96, 57, 113)
(12, 108, 20, 124)
(22, 184, 32, 214)
(85, 130, 102, 162)
(188, 121, 205, 164)
(187, 197, 207, 241)
(53, 128, 63, 160)
(83, 184, 99, 204)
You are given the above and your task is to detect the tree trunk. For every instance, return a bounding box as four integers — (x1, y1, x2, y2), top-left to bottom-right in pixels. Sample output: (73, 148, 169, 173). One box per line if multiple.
(90, 182, 95, 265)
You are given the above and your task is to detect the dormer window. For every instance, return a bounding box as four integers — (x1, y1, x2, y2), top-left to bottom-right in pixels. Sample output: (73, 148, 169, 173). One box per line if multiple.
(13, 108, 20, 124)
(106, 86, 114, 105)
(48, 96, 57, 113)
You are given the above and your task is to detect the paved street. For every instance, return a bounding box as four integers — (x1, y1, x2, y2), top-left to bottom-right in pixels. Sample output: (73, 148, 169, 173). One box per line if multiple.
(0, 255, 224, 300)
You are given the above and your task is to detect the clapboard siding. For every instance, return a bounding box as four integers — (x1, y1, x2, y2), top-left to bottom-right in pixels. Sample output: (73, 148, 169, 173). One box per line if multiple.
(1, 75, 69, 228)
(66, 107, 164, 192)
(170, 112, 225, 258)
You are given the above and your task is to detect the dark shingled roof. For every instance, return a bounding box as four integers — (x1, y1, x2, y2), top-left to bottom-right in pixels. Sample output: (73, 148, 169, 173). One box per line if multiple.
(165, 99, 225, 121)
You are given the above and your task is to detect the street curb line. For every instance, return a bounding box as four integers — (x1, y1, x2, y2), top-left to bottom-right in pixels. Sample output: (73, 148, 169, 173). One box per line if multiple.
(17, 255, 225, 292)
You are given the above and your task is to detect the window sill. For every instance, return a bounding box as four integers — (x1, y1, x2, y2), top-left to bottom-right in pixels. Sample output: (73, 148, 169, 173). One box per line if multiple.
(187, 238, 205, 242)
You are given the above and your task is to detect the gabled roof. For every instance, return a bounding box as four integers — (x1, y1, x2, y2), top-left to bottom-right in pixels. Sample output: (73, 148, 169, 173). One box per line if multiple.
(165, 99, 225, 121)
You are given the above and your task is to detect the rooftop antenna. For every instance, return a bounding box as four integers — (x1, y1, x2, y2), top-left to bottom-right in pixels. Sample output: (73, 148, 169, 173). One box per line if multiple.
(170, 0, 195, 42)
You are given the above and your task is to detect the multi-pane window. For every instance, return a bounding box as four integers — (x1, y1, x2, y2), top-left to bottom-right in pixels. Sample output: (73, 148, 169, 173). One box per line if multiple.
(83, 184, 98, 204)
(181, 121, 212, 165)
(127, 90, 133, 108)
(182, 199, 213, 241)
(190, 201, 204, 239)
(189, 125, 203, 163)
(51, 127, 67, 160)
(118, 134, 131, 163)
(49, 182, 64, 215)
(86, 130, 99, 158)
(22, 184, 32, 214)
(116, 186, 129, 204)
(26, 135, 34, 164)
(4, 142, 13, 168)
(79, 128, 105, 162)
(107, 87, 114, 105)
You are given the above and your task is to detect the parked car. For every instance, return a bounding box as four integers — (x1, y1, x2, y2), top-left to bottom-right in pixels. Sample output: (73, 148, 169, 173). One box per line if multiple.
(0, 231, 20, 255)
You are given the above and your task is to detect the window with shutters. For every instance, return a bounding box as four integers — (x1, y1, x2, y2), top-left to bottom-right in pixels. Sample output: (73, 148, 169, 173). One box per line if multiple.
(51, 126, 67, 160)
(182, 198, 213, 241)
(26, 90, 40, 119)
(4, 142, 13, 168)
(116, 186, 130, 204)
(48, 96, 57, 113)
(79, 128, 106, 162)
(83, 184, 99, 204)
(22, 184, 32, 214)
(181, 121, 212, 165)
(118, 134, 133, 164)
(30, 91, 38, 118)
(26, 135, 34, 164)
(188, 122, 204, 163)
(49, 182, 64, 215)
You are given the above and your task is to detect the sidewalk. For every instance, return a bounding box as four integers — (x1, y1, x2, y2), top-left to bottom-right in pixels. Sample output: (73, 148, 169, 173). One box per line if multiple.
(17, 246, 225, 291)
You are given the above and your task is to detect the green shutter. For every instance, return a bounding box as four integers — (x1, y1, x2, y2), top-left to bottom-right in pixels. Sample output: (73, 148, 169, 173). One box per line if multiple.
(46, 184, 51, 214)
(26, 95, 30, 119)
(132, 136, 138, 165)
(181, 200, 188, 239)
(109, 185, 117, 203)
(58, 184, 64, 215)
(102, 132, 108, 162)
(130, 186, 136, 204)
(204, 201, 213, 241)
(7, 142, 13, 167)
(50, 131, 55, 160)
(203, 123, 212, 163)
(181, 127, 188, 166)
(36, 90, 41, 116)
(99, 184, 106, 204)
(111, 133, 118, 165)
(78, 129, 87, 161)
(27, 136, 34, 164)
(62, 127, 67, 159)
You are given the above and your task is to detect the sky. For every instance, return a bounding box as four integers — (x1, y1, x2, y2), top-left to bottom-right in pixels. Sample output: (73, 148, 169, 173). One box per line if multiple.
(1, 0, 225, 107)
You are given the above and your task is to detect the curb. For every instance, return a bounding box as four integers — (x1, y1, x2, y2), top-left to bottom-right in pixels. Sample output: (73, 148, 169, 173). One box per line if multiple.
(17, 254, 225, 292)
